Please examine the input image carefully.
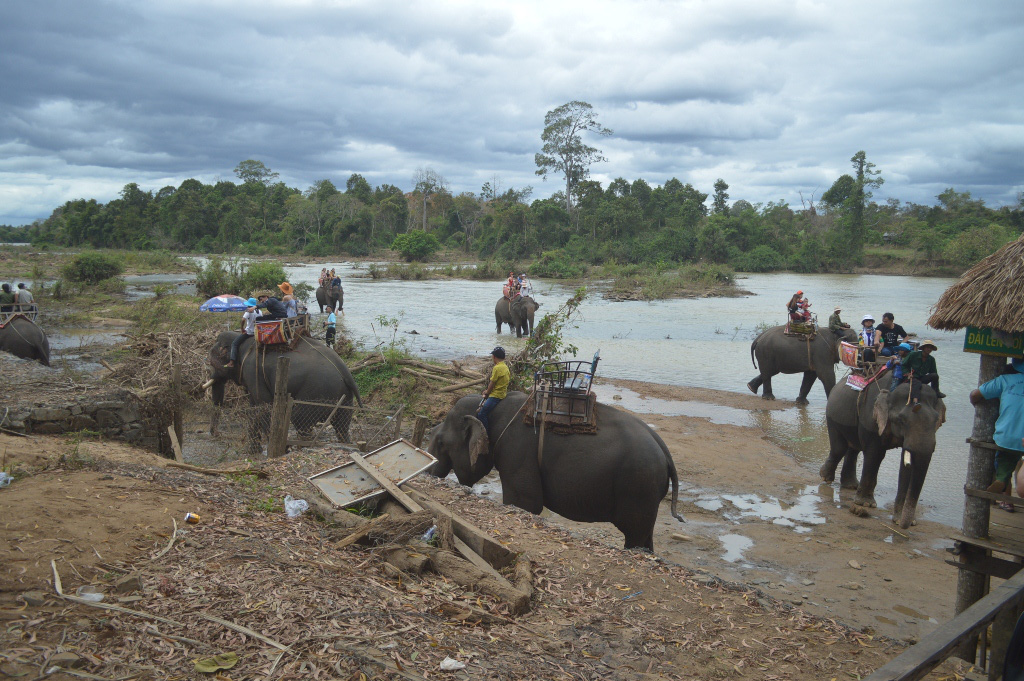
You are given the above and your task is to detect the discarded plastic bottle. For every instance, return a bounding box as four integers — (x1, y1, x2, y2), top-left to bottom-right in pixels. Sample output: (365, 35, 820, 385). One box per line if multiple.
(420, 525, 437, 543)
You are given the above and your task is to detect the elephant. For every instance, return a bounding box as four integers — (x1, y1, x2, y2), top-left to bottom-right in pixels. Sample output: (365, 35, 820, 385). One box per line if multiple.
(207, 331, 362, 452)
(0, 315, 50, 366)
(819, 376, 945, 529)
(747, 325, 859, 403)
(428, 391, 684, 551)
(316, 285, 344, 314)
(494, 296, 540, 337)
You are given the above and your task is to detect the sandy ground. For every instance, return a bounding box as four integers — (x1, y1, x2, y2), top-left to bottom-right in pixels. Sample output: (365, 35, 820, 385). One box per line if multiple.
(538, 378, 958, 645)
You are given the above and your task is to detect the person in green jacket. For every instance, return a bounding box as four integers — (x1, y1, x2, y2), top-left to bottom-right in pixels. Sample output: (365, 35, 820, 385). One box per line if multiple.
(900, 339, 945, 400)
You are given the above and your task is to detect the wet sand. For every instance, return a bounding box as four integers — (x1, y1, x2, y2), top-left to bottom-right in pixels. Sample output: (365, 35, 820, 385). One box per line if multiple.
(504, 378, 958, 643)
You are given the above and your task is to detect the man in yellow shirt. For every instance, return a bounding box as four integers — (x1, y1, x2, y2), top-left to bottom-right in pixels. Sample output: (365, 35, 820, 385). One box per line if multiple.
(476, 346, 510, 430)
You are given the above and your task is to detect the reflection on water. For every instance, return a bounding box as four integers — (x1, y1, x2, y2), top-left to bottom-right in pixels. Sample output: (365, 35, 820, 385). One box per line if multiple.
(717, 485, 826, 531)
(245, 264, 970, 528)
(720, 534, 754, 563)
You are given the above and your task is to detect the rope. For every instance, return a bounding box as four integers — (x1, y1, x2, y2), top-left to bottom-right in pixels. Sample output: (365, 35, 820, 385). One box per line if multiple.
(806, 336, 813, 371)
(490, 385, 537, 448)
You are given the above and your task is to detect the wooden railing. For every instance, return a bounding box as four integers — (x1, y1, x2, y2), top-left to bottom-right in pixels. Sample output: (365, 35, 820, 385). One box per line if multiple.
(864, 567, 1024, 681)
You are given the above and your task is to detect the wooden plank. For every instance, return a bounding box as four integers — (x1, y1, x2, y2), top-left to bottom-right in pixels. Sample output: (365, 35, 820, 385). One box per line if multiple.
(988, 525, 1024, 554)
(952, 532, 1024, 559)
(347, 452, 423, 513)
(945, 556, 1021, 581)
(864, 567, 1024, 681)
(991, 511, 1024, 532)
(964, 486, 1023, 504)
(405, 486, 516, 569)
(167, 426, 184, 463)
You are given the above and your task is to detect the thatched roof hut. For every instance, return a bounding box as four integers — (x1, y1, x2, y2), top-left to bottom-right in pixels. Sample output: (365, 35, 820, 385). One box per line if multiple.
(928, 234, 1024, 333)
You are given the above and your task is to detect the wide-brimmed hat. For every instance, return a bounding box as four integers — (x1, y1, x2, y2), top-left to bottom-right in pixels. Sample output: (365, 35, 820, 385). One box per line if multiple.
(251, 289, 274, 299)
(245, 297, 259, 307)
(920, 340, 938, 351)
(862, 314, 875, 323)
(278, 282, 293, 295)
(834, 306, 841, 312)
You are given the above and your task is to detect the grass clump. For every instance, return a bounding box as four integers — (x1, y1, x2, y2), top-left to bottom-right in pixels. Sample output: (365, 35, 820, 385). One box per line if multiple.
(62, 251, 124, 284)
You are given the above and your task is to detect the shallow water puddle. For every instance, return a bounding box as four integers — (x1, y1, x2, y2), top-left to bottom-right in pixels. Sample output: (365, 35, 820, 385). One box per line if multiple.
(720, 534, 753, 563)
(591, 384, 754, 427)
(720, 485, 826, 529)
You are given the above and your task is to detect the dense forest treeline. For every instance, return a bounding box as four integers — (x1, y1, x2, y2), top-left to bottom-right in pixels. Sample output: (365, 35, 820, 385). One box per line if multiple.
(1, 157, 1021, 275)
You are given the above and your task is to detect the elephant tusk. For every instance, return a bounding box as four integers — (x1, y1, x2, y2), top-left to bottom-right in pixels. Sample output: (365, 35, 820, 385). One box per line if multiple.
(902, 449, 911, 466)
(201, 379, 215, 390)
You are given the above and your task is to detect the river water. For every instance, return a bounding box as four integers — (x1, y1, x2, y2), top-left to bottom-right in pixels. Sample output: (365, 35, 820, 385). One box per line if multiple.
(270, 263, 975, 528)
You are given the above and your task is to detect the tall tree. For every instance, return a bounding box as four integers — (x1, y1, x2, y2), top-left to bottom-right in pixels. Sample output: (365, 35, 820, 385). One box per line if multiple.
(413, 167, 447, 231)
(234, 159, 279, 233)
(712, 179, 730, 215)
(534, 100, 612, 213)
(849, 151, 883, 254)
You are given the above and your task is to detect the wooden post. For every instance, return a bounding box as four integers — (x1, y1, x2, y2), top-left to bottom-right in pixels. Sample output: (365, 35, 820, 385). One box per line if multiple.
(267, 355, 291, 458)
(392, 406, 403, 441)
(536, 392, 549, 466)
(357, 440, 368, 452)
(412, 415, 429, 448)
(955, 354, 1005, 661)
(171, 363, 184, 450)
(167, 426, 184, 463)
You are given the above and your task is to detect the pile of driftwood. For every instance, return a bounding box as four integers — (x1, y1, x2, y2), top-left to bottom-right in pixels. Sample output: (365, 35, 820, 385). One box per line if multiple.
(306, 452, 534, 615)
(348, 354, 490, 394)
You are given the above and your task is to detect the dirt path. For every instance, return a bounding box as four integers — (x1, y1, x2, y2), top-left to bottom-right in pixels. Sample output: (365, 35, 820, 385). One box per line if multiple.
(538, 379, 957, 645)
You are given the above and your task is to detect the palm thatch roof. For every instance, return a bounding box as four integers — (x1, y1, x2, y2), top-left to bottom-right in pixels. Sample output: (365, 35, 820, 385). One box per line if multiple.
(928, 234, 1024, 332)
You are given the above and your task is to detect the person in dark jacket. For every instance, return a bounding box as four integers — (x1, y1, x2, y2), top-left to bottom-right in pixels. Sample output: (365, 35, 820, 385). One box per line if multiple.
(901, 340, 945, 399)
(877, 312, 912, 356)
(254, 291, 287, 320)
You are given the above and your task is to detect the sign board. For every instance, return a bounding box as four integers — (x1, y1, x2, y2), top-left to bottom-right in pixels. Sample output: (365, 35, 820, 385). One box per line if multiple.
(963, 326, 1024, 358)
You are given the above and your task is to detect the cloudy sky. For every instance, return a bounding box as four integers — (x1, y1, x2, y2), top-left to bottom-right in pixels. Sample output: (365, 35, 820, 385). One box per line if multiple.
(1, 0, 1022, 226)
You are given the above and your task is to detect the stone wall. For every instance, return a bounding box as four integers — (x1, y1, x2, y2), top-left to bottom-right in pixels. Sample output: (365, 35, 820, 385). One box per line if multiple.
(1, 389, 165, 451)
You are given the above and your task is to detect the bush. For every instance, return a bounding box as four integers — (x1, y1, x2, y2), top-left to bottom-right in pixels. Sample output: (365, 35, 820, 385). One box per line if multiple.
(734, 245, 786, 272)
(942, 225, 1011, 268)
(62, 251, 124, 284)
(391, 230, 440, 261)
(237, 261, 288, 296)
(682, 263, 735, 285)
(195, 258, 288, 298)
(528, 250, 587, 279)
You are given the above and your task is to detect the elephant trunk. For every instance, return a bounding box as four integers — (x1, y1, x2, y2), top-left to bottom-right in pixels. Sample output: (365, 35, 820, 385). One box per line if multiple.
(898, 500, 918, 530)
(211, 379, 226, 407)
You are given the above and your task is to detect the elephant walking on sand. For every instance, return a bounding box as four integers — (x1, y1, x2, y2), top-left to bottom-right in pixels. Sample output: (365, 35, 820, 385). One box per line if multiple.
(0, 315, 50, 365)
(820, 377, 945, 529)
(207, 332, 362, 452)
(316, 285, 343, 314)
(494, 296, 540, 337)
(428, 392, 684, 550)
(747, 325, 858, 403)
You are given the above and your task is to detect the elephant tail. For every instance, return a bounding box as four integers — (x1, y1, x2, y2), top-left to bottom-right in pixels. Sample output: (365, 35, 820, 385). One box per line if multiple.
(652, 429, 685, 523)
(750, 339, 758, 370)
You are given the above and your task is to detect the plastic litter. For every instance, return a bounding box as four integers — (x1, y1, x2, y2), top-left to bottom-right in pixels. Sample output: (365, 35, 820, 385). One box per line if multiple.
(420, 525, 437, 543)
(440, 657, 466, 671)
(284, 495, 309, 518)
(75, 586, 104, 602)
(0, 472, 12, 488)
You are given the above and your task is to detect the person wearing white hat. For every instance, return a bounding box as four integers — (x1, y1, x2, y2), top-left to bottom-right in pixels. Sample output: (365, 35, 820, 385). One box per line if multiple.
(859, 314, 880, 362)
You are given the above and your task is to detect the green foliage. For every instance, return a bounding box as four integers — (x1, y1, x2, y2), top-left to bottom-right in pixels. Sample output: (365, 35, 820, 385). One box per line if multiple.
(942, 225, 1011, 268)
(195, 258, 288, 298)
(62, 251, 124, 284)
(370, 313, 407, 364)
(510, 287, 587, 390)
(535, 101, 612, 213)
(391, 230, 440, 261)
(529, 250, 588, 278)
(733, 245, 785, 272)
(682, 263, 735, 285)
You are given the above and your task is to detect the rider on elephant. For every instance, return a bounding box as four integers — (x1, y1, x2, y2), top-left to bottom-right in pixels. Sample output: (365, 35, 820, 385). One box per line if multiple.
(859, 314, 881, 361)
(786, 292, 802, 322)
(828, 306, 849, 333)
(901, 340, 945, 400)
(278, 282, 298, 318)
(225, 298, 261, 369)
(254, 291, 287, 320)
(877, 312, 912, 356)
(885, 342, 914, 391)
(476, 346, 510, 430)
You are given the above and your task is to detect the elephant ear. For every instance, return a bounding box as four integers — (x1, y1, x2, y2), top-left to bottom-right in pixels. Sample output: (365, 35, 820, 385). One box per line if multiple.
(935, 398, 947, 429)
(873, 388, 892, 438)
(462, 415, 490, 468)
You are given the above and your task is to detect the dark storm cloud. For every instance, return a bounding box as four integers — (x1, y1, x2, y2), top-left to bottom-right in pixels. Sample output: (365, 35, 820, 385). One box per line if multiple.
(0, 0, 1021, 225)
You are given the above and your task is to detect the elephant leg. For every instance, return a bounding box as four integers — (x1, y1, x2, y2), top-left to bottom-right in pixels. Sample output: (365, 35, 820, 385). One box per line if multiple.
(618, 508, 658, 551)
(332, 408, 352, 443)
(501, 479, 544, 516)
(495, 313, 503, 334)
(839, 450, 860, 490)
(819, 371, 836, 398)
(761, 374, 776, 400)
(855, 444, 885, 508)
(747, 375, 762, 394)
(796, 371, 816, 404)
(897, 452, 932, 529)
(820, 419, 850, 483)
(893, 454, 911, 520)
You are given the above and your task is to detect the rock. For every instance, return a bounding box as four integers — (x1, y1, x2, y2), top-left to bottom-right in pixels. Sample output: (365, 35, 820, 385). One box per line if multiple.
(840, 582, 862, 590)
(883, 577, 893, 582)
(19, 591, 47, 607)
(849, 560, 862, 570)
(30, 408, 70, 422)
(671, 533, 692, 542)
(95, 410, 119, 428)
(48, 652, 86, 669)
(70, 415, 98, 431)
(790, 598, 803, 605)
(801, 579, 815, 586)
(903, 635, 919, 645)
(114, 572, 143, 594)
(70, 405, 83, 415)
(33, 423, 66, 435)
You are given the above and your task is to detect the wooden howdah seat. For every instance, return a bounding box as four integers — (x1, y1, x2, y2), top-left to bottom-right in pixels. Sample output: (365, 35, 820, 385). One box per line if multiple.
(524, 350, 600, 433)
(784, 318, 817, 339)
(0, 309, 39, 326)
(255, 313, 311, 350)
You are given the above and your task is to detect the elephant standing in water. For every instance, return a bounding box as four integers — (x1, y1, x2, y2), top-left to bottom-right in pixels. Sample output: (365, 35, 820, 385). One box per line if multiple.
(428, 392, 684, 550)
(747, 325, 858, 403)
(494, 296, 540, 337)
(207, 332, 362, 452)
(820, 377, 945, 529)
(316, 285, 343, 314)
(0, 315, 50, 365)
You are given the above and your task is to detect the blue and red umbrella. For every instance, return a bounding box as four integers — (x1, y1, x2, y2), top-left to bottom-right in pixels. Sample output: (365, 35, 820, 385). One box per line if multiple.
(199, 294, 248, 312)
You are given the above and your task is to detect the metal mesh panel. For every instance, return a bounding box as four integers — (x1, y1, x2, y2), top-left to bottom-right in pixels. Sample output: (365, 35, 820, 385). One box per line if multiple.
(289, 399, 402, 451)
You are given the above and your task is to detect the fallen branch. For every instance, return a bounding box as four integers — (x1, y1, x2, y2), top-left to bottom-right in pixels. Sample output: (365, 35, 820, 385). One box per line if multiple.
(438, 376, 487, 393)
(399, 367, 458, 384)
(165, 462, 266, 477)
(50, 560, 184, 627)
(151, 518, 179, 560)
(336, 513, 391, 548)
(197, 613, 289, 651)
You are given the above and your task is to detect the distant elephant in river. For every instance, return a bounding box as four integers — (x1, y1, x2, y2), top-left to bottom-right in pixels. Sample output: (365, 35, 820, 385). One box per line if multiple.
(494, 296, 540, 337)
(0, 315, 50, 366)
(747, 325, 858, 403)
(820, 377, 945, 529)
(316, 284, 343, 314)
(207, 331, 362, 453)
(428, 391, 684, 550)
